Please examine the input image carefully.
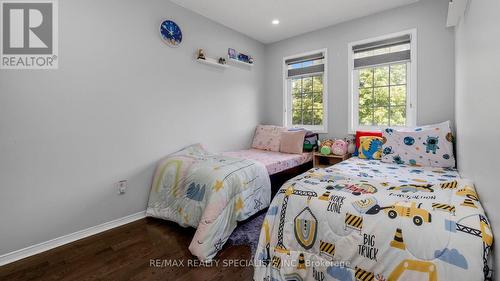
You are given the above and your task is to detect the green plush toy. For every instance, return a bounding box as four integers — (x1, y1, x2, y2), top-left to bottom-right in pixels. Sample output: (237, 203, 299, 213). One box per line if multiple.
(320, 146, 331, 155)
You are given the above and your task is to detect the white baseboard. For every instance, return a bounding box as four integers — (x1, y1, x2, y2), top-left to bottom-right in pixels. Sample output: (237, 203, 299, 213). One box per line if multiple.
(0, 211, 146, 266)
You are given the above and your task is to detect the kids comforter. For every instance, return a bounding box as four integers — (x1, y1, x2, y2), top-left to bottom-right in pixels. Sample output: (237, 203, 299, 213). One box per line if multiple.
(146, 144, 271, 261)
(254, 158, 493, 281)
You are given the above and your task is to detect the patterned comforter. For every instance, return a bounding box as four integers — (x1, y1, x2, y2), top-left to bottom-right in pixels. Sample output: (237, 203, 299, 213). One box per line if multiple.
(254, 158, 493, 281)
(146, 144, 271, 261)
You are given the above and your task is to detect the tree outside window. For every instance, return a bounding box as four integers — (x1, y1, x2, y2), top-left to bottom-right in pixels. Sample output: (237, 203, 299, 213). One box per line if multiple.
(358, 63, 407, 127)
(291, 75, 324, 126)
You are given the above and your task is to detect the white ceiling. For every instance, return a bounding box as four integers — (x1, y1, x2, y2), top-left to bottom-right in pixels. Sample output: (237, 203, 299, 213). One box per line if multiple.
(170, 0, 420, 44)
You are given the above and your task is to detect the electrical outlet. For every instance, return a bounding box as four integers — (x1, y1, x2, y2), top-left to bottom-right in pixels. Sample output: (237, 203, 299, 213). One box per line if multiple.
(118, 180, 127, 195)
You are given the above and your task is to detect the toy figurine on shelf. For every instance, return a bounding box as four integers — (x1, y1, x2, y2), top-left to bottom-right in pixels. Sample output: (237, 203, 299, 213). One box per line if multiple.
(346, 135, 356, 154)
(248, 56, 254, 64)
(218, 57, 226, 64)
(320, 139, 335, 155)
(331, 139, 348, 156)
(197, 49, 206, 60)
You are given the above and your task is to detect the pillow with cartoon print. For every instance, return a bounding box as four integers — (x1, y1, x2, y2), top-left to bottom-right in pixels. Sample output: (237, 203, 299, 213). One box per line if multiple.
(358, 136, 383, 160)
(381, 121, 455, 167)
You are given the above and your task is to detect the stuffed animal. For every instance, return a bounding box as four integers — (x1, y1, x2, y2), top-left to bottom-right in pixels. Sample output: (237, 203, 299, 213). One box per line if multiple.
(319, 146, 330, 155)
(320, 139, 335, 148)
(331, 139, 348, 156)
(346, 136, 356, 154)
(319, 139, 335, 155)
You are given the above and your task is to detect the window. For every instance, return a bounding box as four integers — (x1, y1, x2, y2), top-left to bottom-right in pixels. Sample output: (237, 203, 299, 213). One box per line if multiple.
(348, 30, 417, 132)
(284, 49, 327, 133)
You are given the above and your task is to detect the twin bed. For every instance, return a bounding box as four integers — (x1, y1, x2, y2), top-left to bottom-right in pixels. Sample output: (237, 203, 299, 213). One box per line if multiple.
(146, 143, 312, 260)
(145, 124, 493, 281)
(253, 157, 493, 281)
(222, 149, 312, 176)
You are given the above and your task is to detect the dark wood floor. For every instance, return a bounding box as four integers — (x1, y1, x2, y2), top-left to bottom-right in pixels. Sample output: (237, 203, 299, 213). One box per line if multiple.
(0, 163, 312, 281)
(0, 218, 254, 281)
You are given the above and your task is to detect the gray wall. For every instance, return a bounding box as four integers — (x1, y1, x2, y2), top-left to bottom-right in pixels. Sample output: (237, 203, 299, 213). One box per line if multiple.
(455, 0, 500, 273)
(0, 0, 265, 255)
(262, 0, 455, 138)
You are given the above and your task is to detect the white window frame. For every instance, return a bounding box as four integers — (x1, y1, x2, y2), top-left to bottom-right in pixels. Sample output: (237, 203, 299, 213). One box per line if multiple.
(348, 29, 417, 134)
(283, 48, 328, 133)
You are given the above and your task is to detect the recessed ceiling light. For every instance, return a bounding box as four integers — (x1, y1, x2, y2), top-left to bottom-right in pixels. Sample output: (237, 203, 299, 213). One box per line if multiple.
(272, 19, 280, 25)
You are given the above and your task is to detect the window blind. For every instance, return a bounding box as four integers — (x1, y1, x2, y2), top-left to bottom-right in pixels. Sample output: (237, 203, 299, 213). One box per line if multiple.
(353, 34, 411, 69)
(286, 52, 324, 78)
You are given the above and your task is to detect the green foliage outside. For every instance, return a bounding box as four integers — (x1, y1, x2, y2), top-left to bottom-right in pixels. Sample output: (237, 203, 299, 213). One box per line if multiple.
(291, 75, 324, 126)
(290, 63, 407, 127)
(359, 63, 407, 126)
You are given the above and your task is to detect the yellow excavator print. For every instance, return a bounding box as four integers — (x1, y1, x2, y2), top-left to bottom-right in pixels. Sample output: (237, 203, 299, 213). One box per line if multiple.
(383, 202, 431, 226)
(388, 259, 437, 281)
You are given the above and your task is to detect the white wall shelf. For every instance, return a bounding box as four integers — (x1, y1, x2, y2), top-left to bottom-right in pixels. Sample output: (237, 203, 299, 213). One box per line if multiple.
(227, 57, 254, 66)
(196, 57, 229, 69)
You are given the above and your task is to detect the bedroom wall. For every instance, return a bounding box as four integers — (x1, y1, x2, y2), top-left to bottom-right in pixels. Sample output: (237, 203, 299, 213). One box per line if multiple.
(262, 0, 455, 138)
(455, 0, 500, 273)
(0, 0, 265, 255)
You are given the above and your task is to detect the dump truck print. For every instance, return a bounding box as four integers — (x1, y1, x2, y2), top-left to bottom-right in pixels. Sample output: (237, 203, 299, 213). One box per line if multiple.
(384, 202, 431, 226)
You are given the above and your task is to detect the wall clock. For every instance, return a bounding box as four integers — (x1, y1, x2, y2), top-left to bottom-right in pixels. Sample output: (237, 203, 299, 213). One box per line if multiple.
(160, 20, 182, 47)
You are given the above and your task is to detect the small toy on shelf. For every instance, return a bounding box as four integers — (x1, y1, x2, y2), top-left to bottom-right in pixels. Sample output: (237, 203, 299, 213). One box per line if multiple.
(238, 53, 249, 63)
(228, 48, 237, 59)
(197, 49, 206, 60)
(228, 48, 254, 65)
(320, 146, 331, 155)
(319, 139, 335, 155)
(331, 139, 348, 156)
(346, 135, 356, 154)
(218, 57, 226, 64)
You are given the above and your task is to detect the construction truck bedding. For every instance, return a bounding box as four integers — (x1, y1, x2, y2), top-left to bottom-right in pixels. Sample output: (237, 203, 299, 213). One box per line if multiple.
(146, 144, 271, 261)
(253, 158, 493, 281)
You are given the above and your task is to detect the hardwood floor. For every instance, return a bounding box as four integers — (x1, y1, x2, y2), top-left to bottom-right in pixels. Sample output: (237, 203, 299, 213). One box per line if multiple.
(0, 164, 312, 281)
(0, 218, 254, 281)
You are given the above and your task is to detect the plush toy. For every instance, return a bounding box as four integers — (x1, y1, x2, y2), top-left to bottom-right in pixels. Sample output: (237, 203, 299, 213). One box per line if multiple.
(319, 139, 335, 155)
(331, 139, 348, 156)
(346, 136, 356, 154)
(320, 146, 331, 155)
(320, 139, 335, 148)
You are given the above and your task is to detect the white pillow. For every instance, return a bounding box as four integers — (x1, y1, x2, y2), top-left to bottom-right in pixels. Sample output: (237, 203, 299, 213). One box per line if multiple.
(381, 121, 455, 167)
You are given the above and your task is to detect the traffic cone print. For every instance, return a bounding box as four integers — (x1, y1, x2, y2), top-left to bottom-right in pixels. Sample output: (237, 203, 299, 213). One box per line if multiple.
(461, 198, 477, 208)
(390, 228, 406, 250)
(297, 253, 306, 269)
